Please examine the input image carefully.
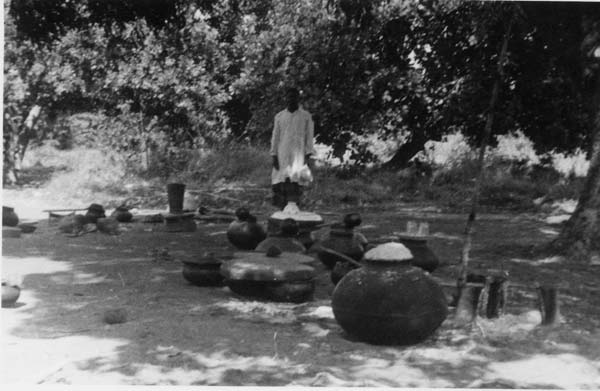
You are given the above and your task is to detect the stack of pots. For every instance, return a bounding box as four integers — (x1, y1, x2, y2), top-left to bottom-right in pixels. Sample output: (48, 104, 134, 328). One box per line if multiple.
(255, 218, 306, 253)
(267, 203, 323, 249)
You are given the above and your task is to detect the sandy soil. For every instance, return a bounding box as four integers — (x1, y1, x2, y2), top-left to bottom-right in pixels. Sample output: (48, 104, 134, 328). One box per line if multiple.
(2, 205, 600, 387)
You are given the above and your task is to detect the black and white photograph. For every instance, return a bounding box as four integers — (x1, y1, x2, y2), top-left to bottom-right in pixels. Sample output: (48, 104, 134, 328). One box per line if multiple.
(2, 0, 600, 387)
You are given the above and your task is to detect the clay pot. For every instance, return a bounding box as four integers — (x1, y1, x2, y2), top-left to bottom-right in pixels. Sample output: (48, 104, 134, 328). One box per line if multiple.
(96, 217, 119, 235)
(396, 235, 440, 272)
(18, 223, 37, 234)
(256, 218, 306, 253)
(85, 204, 106, 224)
(2, 282, 21, 307)
(220, 252, 316, 303)
(227, 208, 267, 250)
(317, 214, 367, 269)
(2, 206, 19, 227)
(58, 214, 87, 234)
(182, 253, 232, 286)
(331, 243, 448, 345)
(267, 206, 323, 249)
(111, 206, 133, 223)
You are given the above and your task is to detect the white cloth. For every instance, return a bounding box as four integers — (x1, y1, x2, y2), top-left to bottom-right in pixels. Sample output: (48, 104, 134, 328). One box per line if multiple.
(270, 107, 316, 185)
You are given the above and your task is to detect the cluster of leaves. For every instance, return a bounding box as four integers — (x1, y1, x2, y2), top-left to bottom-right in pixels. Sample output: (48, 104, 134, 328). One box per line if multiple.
(4, 0, 600, 183)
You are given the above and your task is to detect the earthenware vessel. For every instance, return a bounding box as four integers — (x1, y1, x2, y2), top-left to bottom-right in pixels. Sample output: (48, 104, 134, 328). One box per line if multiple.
(2, 282, 21, 307)
(256, 218, 306, 253)
(111, 206, 133, 223)
(2, 206, 19, 227)
(227, 208, 267, 250)
(220, 250, 316, 303)
(331, 242, 448, 345)
(18, 223, 37, 233)
(317, 213, 367, 269)
(182, 252, 232, 286)
(267, 203, 323, 249)
(395, 234, 440, 272)
(85, 203, 106, 224)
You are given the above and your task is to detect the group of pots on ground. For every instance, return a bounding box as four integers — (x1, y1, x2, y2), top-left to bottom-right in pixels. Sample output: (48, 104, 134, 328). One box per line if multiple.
(54, 204, 133, 236)
(1, 203, 135, 307)
(2, 206, 33, 307)
(181, 204, 448, 346)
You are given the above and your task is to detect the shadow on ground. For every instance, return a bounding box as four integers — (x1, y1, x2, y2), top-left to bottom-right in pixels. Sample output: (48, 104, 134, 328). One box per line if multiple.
(2, 211, 600, 387)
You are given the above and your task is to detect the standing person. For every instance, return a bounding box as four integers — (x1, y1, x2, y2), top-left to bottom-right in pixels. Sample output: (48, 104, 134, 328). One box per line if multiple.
(270, 87, 316, 209)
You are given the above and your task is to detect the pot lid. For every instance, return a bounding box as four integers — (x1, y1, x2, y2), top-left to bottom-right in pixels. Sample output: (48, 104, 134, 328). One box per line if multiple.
(270, 202, 322, 223)
(222, 253, 316, 281)
(364, 242, 413, 263)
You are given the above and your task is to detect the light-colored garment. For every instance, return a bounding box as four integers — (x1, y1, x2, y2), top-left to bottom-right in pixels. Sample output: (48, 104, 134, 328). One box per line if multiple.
(270, 107, 316, 185)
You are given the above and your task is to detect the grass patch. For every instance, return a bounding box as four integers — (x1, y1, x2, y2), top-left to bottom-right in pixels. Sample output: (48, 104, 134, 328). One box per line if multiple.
(17, 141, 584, 213)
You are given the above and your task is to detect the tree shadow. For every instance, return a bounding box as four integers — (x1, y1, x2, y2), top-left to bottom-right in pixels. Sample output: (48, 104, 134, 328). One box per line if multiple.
(2, 216, 600, 387)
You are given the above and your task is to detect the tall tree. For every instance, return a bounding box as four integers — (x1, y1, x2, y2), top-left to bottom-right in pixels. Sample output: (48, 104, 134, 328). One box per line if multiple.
(552, 12, 600, 262)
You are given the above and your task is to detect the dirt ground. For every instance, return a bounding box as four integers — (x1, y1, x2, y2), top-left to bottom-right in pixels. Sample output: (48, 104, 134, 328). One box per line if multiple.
(2, 201, 600, 387)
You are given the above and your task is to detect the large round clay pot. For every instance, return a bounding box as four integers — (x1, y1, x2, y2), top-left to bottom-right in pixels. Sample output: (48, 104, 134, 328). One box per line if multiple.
(227, 208, 267, 250)
(2, 283, 21, 307)
(221, 252, 316, 303)
(396, 234, 440, 272)
(111, 207, 133, 223)
(331, 243, 448, 345)
(2, 206, 19, 227)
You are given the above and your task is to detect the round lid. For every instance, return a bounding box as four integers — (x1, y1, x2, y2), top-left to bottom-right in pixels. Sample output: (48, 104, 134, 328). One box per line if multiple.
(222, 253, 316, 281)
(364, 242, 413, 263)
(270, 202, 323, 223)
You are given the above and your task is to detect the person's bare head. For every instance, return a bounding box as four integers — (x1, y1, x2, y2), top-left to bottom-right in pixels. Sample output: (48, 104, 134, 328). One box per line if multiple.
(285, 87, 300, 112)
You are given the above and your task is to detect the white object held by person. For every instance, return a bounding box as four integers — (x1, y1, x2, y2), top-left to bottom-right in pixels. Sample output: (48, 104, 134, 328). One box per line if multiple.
(286, 155, 313, 186)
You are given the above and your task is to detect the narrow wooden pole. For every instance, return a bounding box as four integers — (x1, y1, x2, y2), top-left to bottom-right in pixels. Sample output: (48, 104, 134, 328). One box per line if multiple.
(455, 284, 484, 324)
(486, 276, 509, 318)
(457, 16, 514, 291)
(537, 285, 560, 326)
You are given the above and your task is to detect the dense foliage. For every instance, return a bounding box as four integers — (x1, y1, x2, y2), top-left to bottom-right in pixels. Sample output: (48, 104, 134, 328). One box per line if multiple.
(4, 0, 600, 181)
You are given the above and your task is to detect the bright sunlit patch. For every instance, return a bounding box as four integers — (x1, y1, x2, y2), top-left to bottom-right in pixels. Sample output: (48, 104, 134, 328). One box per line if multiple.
(302, 322, 329, 337)
(539, 228, 559, 236)
(484, 353, 600, 389)
(2, 256, 73, 281)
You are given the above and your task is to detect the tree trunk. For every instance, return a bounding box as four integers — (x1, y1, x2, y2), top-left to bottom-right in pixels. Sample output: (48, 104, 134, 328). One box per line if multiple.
(552, 88, 600, 262)
(2, 105, 41, 186)
(382, 132, 428, 169)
